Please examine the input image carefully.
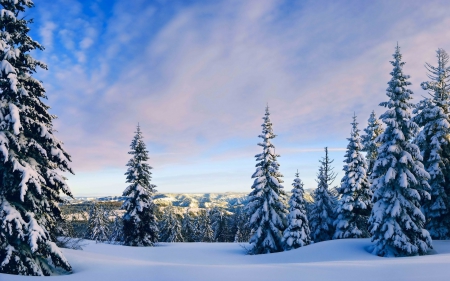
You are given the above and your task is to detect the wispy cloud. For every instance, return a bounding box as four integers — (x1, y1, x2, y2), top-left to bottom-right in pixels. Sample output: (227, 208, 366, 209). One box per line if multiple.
(25, 0, 450, 193)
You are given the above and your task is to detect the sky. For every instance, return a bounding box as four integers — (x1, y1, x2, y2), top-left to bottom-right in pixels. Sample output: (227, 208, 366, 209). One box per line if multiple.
(22, 0, 450, 196)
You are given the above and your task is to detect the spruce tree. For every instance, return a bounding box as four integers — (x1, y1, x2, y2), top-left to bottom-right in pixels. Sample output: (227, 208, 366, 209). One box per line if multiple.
(282, 171, 311, 250)
(361, 111, 384, 176)
(122, 125, 158, 246)
(108, 212, 124, 244)
(0, 0, 73, 275)
(159, 206, 183, 242)
(86, 203, 110, 243)
(309, 147, 337, 243)
(211, 207, 229, 242)
(231, 207, 250, 243)
(245, 106, 287, 254)
(194, 209, 214, 242)
(181, 208, 195, 242)
(413, 48, 450, 240)
(333, 114, 372, 239)
(369, 45, 432, 257)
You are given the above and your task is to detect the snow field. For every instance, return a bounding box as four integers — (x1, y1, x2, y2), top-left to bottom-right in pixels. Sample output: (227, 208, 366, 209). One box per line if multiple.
(2, 239, 450, 281)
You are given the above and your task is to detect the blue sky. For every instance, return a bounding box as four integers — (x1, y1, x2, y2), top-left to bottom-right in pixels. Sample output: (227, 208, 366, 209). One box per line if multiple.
(25, 0, 450, 196)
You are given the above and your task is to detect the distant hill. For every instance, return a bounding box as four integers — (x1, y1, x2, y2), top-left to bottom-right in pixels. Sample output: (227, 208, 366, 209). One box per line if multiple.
(66, 191, 313, 210)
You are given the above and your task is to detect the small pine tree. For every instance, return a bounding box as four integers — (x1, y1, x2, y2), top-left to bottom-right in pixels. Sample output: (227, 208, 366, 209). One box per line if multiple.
(369, 45, 432, 257)
(211, 207, 230, 242)
(122, 125, 158, 246)
(109, 212, 124, 244)
(245, 106, 287, 254)
(309, 147, 338, 243)
(282, 171, 311, 250)
(0, 0, 73, 275)
(333, 114, 372, 239)
(159, 206, 183, 242)
(361, 111, 384, 176)
(194, 209, 214, 242)
(413, 48, 450, 240)
(181, 209, 195, 242)
(231, 207, 251, 243)
(86, 203, 110, 243)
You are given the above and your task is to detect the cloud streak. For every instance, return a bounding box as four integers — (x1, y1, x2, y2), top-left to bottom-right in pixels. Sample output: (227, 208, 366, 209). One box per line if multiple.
(25, 0, 450, 194)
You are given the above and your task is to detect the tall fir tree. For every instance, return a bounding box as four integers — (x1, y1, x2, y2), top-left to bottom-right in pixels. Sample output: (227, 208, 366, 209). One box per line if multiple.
(369, 45, 432, 257)
(159, 205, 183, 242)
(309, 147, 337, 243)
(361, 111, 384, 176)
(282, 171, 311, 250)
(121, 125, 158, 246)
(245, 105, 287, 254)
(413, 48, 450, 240)
(0, 0, 73, 275)
(333, 114, 372, 239)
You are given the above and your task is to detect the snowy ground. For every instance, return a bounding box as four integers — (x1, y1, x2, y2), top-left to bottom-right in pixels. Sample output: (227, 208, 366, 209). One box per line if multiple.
(2, 239, 450, 280)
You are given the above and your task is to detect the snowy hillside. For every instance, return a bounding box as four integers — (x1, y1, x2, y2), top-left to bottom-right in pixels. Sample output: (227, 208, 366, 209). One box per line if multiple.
(2, 239, 450, 281)
(67, 192, 313, 209)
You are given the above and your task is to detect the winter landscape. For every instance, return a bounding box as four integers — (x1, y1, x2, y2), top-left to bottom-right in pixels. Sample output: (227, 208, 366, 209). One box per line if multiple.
(2, 0, 450, 280)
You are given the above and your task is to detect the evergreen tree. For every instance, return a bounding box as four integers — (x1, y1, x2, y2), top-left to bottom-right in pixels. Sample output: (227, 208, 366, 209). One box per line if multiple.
(181, 208, 195, 242)
(211, 207, 230, 242)
(86, 203, 110, 243)
(122, 125, 158, 246)
(231, 206, 250, 243)
(309, 147, 337, 243)
(413, 48, 450, 240)
(361, 111, 384, 176)
(108, 212, 124, 244)
(282, 171, 311, 250)
(193, 209, 214, 242)
(369, 45, 432, 257)
(0, 0, 73, 275)
(333, 114, 372, 239)
(159, 206, 183, 242)
(245, 106, 287, 254)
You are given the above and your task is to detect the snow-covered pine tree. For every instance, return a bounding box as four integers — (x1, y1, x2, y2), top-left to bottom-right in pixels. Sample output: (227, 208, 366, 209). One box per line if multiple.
(86, 203, 110, 243)
(0, 0, 74, 275)
(333, 114, 372, 239)
(309, 147, 338, 243)
(122, 124, 158, 246)
(231, 206, 250, 243)
(413, 48, 450, 240)
(108, 212, 124, 244)
(192, 209, 214, 242)
(361, 111, 384, 176)
(245, 105, 287, 254)
(211, 207, 230, 242)
(282, 171, 311, 250)
(159, 205, 183, 242)
(369, 45, 432, 257)
(181, 208, 195, 242)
